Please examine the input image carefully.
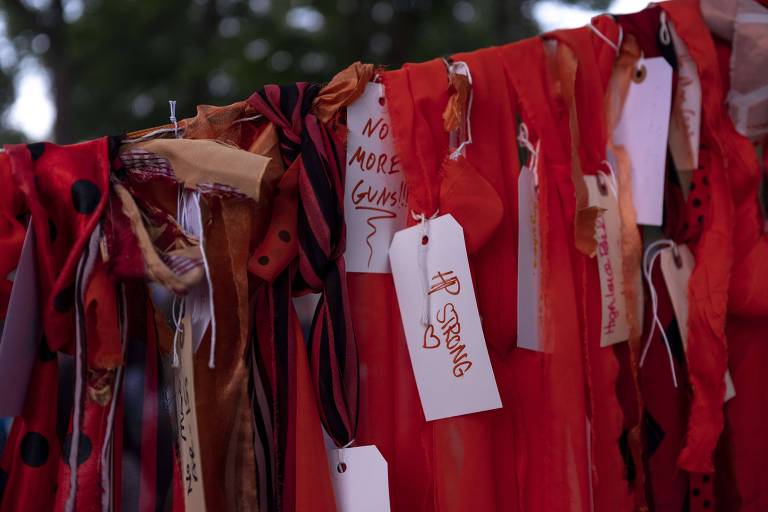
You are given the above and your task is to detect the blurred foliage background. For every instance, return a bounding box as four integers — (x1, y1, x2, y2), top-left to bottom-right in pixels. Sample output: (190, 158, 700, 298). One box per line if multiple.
(0, 0, 610, 144)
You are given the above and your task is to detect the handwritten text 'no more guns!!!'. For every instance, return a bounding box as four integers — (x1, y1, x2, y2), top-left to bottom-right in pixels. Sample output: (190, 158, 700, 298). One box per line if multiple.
(344, 82, 408, 273)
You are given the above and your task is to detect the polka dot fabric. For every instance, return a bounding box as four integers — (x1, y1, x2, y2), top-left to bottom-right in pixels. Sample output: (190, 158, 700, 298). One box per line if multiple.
(0, 138, 112, 512)
(682, 156, 712, 244)
(4, 139, 112, 353)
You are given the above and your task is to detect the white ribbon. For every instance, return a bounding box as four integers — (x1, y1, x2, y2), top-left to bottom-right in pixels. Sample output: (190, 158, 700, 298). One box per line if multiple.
(411, 209, 439, 325)
(639, 239, 679, 388)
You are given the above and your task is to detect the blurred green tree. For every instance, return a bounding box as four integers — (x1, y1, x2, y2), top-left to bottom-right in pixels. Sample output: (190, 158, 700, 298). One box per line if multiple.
(0, 0, 609, 144)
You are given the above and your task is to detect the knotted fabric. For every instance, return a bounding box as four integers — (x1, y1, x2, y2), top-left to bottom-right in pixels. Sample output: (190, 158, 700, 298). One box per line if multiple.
(246, 83, 358, 449)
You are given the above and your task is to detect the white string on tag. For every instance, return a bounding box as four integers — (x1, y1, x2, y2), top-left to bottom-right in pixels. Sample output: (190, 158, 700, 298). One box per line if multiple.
(639, 239, 679, 388)
(168, 99, 180, 139)
(517, 122, 541, 188)
(66, 226, 101, 512)
(659, 11, 672, 46)
(171, 186, 187, 369)
(448, 61, 474, 160)
(171, 294, 183, 368)
(176, 186, 218, 367)
(588, 20, 623, 55)
(194, 190, 217, 369)
(411, 209, 439, 325)
(100, 283, 127, 512)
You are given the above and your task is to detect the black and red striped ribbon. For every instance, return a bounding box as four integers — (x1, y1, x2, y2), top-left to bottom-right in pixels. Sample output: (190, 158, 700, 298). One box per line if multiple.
(246, 83, 358, 504)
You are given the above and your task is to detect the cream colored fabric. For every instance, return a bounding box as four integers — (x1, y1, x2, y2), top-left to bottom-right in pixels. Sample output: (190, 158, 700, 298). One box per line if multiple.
(135, 138, 271, 202)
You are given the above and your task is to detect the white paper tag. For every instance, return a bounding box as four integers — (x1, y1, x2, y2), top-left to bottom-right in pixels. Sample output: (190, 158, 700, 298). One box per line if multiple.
(659, 244, 694, 351)
(613, 57, 673, 226)
(517, 165, 543, 351)
(0, 224, 40, 416)
(724, 370, 736, 402)
(174, 316, 207, 511)
(389, 214, 502, 421)
(585, 176, 631, 346)
(344, 82, 408, 273)
(329, 445, 391, 512)
(668, 21, 702, 174)
(659, 245, 735, 402)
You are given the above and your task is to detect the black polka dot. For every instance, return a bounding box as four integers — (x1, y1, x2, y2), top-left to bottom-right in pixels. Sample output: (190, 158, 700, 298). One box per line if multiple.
(20, 432, 49, 467)
(703, 499, 711, 508)
(0, 467, 7, 500)
(690, 182, 696, 191)
(697, 215, 704, 225)
(703, 475, 711, 483)
(692, 488, 700, 497)
(702, 176, 709, 186)
(61, 433, 92, 466)
(38, 335, 56, 362)
(278, 230, 291, 243)
(48, 219, 57, 242)
(692, 198, 701, 208)
(70, 180, 101, 214)
(27, 142, 45, 161)
(258, 255, 270, 266)
(53, 283, 75, 313)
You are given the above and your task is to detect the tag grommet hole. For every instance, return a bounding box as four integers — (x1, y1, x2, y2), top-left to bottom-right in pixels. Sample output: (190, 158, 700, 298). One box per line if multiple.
(378, 96, 385, 106)
(596, 174, 609, 196)
(632, 64, 647, 83)
(337, 462, 348, 473)
(421, 235, 429, 245)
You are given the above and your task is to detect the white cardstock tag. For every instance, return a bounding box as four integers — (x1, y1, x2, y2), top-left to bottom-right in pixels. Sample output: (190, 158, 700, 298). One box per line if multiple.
(0, 223, 40, 416)
(174, 315, 207, 511)
(517, 165, 543, 352)
(659, 245, 735, 402)
(659, 244, 694, 351)
(668, 21, 702, 174)
(585, 176, 631, 346)
(329, 445, 391, 512)
(389, 214, 502, 421)
(613, 57, 673, 226)
(345, 82, 408, 273)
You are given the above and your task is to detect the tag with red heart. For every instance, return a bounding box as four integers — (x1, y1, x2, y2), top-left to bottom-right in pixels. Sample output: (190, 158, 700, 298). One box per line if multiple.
(389, 214, 501, 421)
